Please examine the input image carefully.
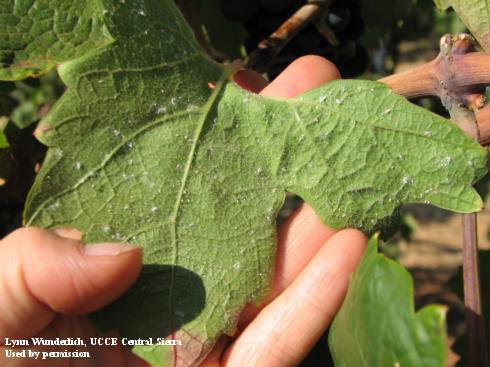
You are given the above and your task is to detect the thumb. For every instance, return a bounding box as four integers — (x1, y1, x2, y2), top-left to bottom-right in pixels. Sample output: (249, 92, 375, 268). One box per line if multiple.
(0, 227, 142, 340)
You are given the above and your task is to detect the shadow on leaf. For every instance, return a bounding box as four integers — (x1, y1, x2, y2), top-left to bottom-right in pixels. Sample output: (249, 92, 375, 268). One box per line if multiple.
(90, 264, 206, 339)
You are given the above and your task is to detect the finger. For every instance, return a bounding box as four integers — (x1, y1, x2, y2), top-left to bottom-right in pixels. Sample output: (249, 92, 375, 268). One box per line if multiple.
(259, 55, 341, 98)
(51, 227, 82, 240)
(239, 205, 337, 326)
(223, 229, 367, 367)
(199, 335, 232, 367)
(0, 227, 142, 340)
(261, 55, 341, 294)
(240, 55, 341, 325)
(233, 69, 268, 93)
(272, 204, 338, 298)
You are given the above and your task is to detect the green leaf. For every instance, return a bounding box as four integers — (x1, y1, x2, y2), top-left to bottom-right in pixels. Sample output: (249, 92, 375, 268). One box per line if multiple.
(1, 1, 486, 365)
(329, 235, 448, 367)
(0, 131, 8, 148)
(0, 115, 8, 148)
(11, 100, 37, 128)
(434, 0, 490, 50)
(0, 0, 114, 80)
(9, 71, 65, 129)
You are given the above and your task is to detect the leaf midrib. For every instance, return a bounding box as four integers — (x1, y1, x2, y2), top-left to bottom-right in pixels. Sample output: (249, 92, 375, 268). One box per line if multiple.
(167, 70, 228, 332)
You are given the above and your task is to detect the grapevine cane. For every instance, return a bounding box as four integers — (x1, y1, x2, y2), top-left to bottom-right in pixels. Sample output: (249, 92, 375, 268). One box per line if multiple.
(462, 213, 488, 367)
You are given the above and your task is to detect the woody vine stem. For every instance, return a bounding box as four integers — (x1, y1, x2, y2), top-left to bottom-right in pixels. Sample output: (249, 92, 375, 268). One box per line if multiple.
(381, 34, 489, 367)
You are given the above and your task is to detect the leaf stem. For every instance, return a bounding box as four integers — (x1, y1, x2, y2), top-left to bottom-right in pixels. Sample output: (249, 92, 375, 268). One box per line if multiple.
(462, 213, 489, 367)
(447, 99, 488, 367)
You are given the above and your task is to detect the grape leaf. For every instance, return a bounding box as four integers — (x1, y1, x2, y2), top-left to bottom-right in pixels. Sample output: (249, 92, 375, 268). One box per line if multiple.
(0, 131, 7, 148)
(0, 0, 113, 80)
(329, 235, 448, 367)
(1, 0, 487, 366)
(0, 114, 7, 148)
(435, 0, 490, 50)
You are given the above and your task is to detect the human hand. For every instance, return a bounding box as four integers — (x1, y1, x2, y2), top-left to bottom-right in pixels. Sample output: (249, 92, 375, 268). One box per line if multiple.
(201, 56, 368, 366)
(0, 227, 148, 366)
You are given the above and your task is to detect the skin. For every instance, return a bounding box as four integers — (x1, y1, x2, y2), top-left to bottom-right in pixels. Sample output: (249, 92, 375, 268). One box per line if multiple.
(0, 56, 367, 367)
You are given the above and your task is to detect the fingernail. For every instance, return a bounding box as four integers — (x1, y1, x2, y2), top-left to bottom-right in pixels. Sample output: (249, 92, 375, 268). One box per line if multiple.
(52, 227, 83, 240)
(83, 243, 140, 256)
